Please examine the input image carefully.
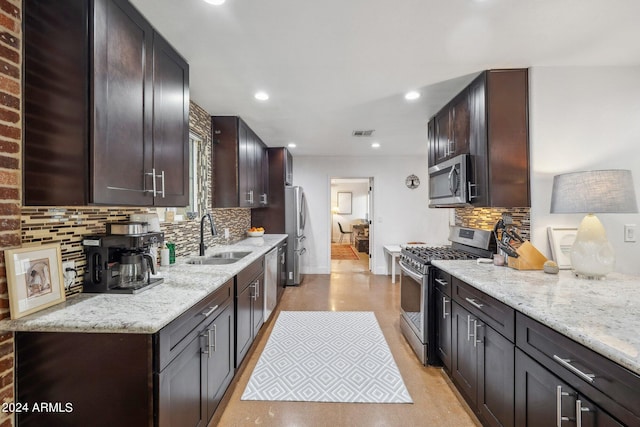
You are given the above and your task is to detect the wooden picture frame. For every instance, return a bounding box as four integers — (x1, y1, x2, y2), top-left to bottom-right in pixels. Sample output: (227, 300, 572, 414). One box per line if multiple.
(337, 192, 352, 215)
(547, 227, 578, 270)
(5, 244, 66, 319)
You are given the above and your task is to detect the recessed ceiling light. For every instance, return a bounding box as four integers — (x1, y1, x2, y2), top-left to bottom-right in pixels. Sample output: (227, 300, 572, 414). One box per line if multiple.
(254, 91, 269, 101)
(204, 0, 226, 5)
(371, 142, 381, 149)
(404, 91, 421, 101)
(288, 143, 297, 148)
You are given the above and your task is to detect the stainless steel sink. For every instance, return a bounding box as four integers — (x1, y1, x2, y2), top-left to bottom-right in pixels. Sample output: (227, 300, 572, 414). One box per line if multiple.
(186, 258, 238, 265)
(186, 251, 251, 265)
(209, 251, 251, 259)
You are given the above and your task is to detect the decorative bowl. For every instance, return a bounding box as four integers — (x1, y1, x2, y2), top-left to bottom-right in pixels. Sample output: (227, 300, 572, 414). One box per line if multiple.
(247, 230, 265, 237)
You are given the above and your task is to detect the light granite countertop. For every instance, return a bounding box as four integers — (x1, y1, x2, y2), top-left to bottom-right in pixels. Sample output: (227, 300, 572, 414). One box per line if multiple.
(431, 260, 640, 376)
(0, 234, 287, 335)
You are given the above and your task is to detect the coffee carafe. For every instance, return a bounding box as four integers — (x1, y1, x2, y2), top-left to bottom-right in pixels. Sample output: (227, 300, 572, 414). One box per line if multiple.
(119, 253, 156, 288)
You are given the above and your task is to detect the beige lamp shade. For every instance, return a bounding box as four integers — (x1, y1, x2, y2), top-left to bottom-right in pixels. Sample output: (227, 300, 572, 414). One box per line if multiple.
(550, 170, 638, 214)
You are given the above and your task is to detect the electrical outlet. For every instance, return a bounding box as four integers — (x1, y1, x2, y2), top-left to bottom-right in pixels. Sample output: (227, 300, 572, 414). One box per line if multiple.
(624, 224, 637, 242)
(62, 261, 76, 289)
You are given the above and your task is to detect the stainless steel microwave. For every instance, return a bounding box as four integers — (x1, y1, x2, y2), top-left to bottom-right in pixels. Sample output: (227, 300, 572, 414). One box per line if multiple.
(428, 154, 471, 207)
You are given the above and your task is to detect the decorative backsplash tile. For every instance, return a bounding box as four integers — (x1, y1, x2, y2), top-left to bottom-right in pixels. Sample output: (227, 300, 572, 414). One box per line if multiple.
(20, 207, 251, 296)
(454, 207, 531, 241)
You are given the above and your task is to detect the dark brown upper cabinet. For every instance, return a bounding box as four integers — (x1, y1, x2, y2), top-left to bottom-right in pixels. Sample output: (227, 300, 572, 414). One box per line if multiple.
(251, 147, 293, 233)
(427, 69, 530, 208)
(212, 117, 269, 208)
(23, 0, 189, 207)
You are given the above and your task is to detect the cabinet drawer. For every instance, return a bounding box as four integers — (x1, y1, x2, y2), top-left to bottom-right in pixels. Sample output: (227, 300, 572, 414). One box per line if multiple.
(452, 277, 514, 342)
(432, 268, 452, 296)
(237, 256, 264, 291)
(156, 279, 233, 371)
(516, 312, 640, 426)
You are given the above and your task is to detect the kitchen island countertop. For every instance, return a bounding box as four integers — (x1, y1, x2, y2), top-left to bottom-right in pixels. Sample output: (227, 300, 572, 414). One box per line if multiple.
(0, 234, 287, 335)
(431, 260, 640, 377)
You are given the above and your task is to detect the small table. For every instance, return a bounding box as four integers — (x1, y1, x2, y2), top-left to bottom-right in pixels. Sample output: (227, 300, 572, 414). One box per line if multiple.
(383, 245, 402, 284)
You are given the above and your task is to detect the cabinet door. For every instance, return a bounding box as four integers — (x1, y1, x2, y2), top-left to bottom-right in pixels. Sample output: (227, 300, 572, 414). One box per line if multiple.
(434, 110, 451, 163)
(235, 281, 253, 367)
(152, 31, 189, 207)
(468, 74, 488, 206)
(452, 302, 478, 407)
(238, 121, 252, 207)
(256, 139, 269, 206)
(204, 304, 235, 421)
(158, 334, 205, 427)
(252, 273, 265, 334)
(515, 349, 577, 427)
(427, 117, 436, 168)
(92, 0, 153, 205)
(451, 90, 470, 156)
(434, 286, 452, 371)
(478, 323, 515, 427)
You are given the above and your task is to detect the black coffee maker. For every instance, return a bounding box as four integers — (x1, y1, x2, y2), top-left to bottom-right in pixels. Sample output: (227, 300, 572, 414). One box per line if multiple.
(83, 231, 164, 294)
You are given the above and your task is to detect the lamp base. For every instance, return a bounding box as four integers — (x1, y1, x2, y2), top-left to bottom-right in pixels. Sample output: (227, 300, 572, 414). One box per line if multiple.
(570, 214, 615, 279)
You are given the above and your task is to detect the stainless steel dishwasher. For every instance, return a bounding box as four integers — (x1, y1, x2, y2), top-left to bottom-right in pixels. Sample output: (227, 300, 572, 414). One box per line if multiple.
(264, 247, 278, 321)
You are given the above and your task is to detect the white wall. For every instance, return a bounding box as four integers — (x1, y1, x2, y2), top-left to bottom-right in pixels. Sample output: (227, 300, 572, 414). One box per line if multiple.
(293, 156, 451, 274)
(331, 181, 369, 242)
(529, 66, 640, 275)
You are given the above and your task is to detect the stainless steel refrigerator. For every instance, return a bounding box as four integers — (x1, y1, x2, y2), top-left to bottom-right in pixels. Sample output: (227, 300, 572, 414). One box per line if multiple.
(284, 186, 306, 285)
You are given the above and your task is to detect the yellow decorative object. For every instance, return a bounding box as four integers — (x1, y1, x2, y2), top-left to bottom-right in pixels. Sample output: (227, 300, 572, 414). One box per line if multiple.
(507, 241, 547, 270)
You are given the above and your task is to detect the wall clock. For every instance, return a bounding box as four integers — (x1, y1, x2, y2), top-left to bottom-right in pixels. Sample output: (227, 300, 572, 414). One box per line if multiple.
(405, 174, 420, 189)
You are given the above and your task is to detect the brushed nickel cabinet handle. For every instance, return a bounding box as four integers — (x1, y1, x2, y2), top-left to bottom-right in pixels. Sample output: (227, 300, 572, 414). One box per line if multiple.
(575, 399, 590, 427)
(465, 297, 484, 310)
(442, 296, 449, 319)
(553, 355, 596, 383)
(434, 278, 448, 288)
(202, 305, 219, 318)
(556, 385, 572, 426)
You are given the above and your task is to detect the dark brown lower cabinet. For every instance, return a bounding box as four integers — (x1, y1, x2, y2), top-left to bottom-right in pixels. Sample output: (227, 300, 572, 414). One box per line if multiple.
(158, 302, 234, 427)
(451, 301, 514, 427)
(16, 280, 235, 427)
(235, 257, 265, 368)
(434, 285, 452, 371)
(437, 270, 639, 427)
(515, 349, 623, 427)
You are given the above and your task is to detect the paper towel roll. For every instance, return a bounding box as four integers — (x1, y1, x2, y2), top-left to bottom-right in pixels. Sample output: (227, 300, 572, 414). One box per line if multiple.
(160, 248, 170, 266)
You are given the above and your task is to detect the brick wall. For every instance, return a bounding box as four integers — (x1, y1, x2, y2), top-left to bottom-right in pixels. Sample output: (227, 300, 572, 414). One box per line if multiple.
(0, 1, 20, 425)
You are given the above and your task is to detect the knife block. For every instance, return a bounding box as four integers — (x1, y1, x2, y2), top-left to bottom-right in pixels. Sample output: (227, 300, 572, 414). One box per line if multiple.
(507, 241, 548, 270)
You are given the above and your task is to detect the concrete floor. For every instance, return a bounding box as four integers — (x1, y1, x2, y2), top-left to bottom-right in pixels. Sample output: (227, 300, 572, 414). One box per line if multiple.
(210, 257, 481, 427)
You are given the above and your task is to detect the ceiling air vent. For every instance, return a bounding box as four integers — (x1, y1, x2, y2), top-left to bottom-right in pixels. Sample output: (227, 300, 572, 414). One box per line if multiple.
(352, 130, 375, 137)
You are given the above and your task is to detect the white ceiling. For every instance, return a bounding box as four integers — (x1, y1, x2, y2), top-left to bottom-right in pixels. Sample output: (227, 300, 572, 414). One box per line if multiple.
(130, 0, 640, 157)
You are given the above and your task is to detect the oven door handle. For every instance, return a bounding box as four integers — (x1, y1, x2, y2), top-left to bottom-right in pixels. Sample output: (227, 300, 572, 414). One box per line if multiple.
(399, 261, 425, 282)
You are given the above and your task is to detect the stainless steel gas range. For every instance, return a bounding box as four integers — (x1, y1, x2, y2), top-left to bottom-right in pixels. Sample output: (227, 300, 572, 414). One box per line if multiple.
(399, 226, 495, 365)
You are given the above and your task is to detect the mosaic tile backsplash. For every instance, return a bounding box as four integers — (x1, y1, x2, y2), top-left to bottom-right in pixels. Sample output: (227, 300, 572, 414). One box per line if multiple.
(21, 207, 251, 296)
(454, 207, 531, 241)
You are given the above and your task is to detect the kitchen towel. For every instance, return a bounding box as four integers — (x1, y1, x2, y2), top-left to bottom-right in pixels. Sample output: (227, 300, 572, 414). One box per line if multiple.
(241, 311, 413, 403)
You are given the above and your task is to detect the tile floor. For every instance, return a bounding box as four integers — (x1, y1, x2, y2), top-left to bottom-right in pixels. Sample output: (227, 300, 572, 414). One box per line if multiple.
(210, 258, 481, 427)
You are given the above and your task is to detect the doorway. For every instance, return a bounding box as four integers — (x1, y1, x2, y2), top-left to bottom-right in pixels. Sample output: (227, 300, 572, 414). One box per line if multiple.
(329, 177, 373, 273)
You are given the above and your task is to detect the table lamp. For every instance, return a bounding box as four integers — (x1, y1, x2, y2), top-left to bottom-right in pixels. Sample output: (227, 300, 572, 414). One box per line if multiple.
(550, 170, 638, 279)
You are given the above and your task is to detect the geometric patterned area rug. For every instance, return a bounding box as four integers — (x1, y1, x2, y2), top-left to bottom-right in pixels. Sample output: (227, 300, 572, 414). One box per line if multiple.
(331, 244, 360, 260)
(241, 311, 413, 403)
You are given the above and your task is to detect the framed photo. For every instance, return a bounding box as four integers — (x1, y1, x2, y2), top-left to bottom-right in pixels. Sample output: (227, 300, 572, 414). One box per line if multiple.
(4, 244, 66, 319)
(547, 227, 578, 269)
(337, 192, 352, 215)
